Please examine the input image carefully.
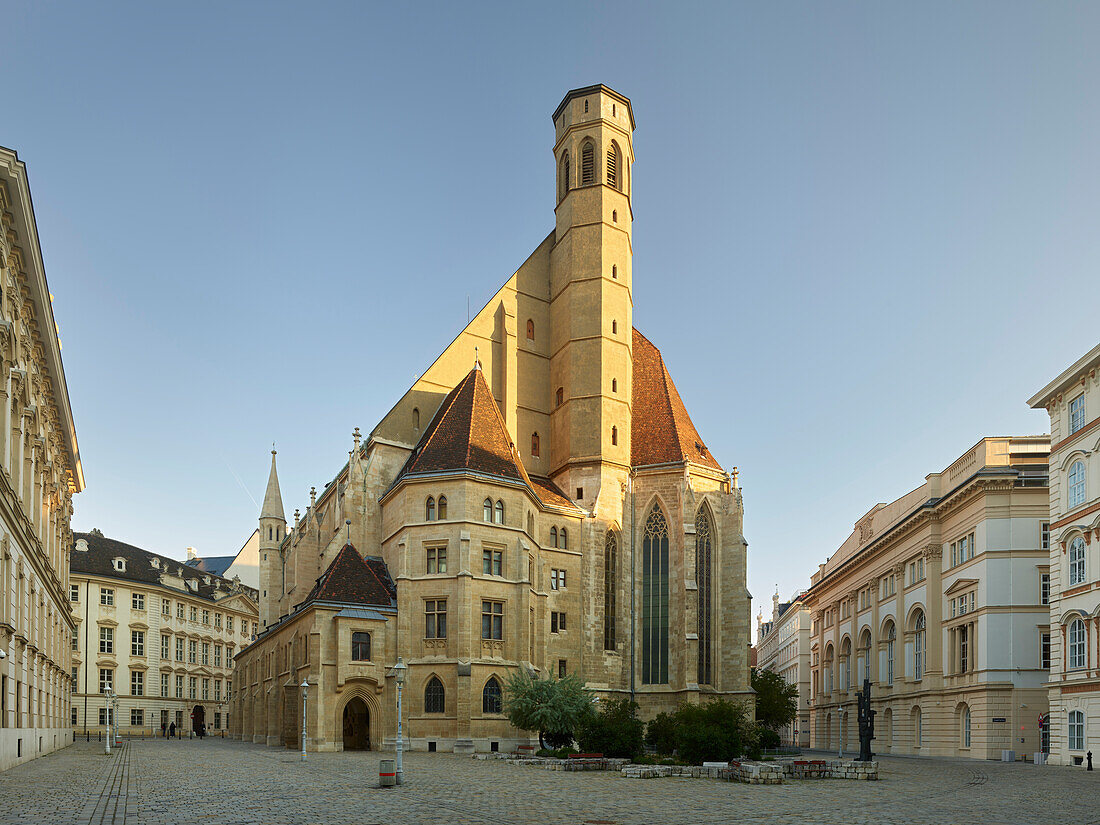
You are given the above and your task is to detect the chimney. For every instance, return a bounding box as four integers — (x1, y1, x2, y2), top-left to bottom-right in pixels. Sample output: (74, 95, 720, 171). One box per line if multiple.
(186, 547, 197, 561)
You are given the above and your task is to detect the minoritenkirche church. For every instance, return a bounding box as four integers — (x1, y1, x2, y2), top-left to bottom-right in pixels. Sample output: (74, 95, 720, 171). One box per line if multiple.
(230, 85, 752, 754)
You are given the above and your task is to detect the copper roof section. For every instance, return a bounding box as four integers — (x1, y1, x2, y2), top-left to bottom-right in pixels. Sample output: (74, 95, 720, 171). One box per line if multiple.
(401, 367, 529, 483)
(631, 328, 723, 471)
(299, 544, 395, 608)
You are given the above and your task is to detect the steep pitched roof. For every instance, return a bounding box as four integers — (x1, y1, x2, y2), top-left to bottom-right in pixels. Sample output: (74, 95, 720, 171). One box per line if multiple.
(260, 450, 285, 521)
(631, 328, 723, 471)
(400, 367, 529, 483)
(299, 543, 395, 608)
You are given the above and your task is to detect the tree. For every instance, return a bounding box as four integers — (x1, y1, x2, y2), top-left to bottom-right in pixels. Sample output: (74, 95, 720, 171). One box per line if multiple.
(503, 671, 592, 748)
(576, 698, 644, 758)
(751, 667, 798, 732)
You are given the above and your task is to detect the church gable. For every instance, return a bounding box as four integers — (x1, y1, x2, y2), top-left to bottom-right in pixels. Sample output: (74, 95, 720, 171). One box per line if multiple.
(299, 543, 395, 609)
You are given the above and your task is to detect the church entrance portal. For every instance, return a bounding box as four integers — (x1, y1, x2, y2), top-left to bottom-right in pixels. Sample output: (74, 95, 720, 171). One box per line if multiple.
(342, 698, 370, 750)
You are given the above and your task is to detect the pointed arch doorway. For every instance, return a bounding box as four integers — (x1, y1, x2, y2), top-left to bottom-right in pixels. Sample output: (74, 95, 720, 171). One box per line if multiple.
(342, 697, 371, 750)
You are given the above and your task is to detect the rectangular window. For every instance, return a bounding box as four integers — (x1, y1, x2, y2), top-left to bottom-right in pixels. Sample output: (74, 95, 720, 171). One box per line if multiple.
(176, 603, 184, 619)
(100, 588, 114, 606)
(558, 659, 567, 679)
(70, 585, 79, 602)
(551, 611, 566, 633)
(71, 630, 79, 651)
(481, 600, 504, 640)
(214, 613, 222, 628)
(214, 646, 222, 668)
(72, 707, 78, 726)
(202, 610, 210, 625)
(161, 635, 170, 660)
(351, 632, 371, 661)
(551, 569, 566, 590)
(161, 674, 169, 698)
(425, 600, 447, 639)
(99, 669, 113, 694)
(188, 640, 197, 664)
(1069, 393, 1086, 435)
(1040, 522, 1050, 551)
(188, 677, 197, 700)
(226, 617, 234, 633)
(1040, 632, 1051, 669)
(959, 626, 969, 673)
(201, 643, 210, 665)
(1069, 712, 1085, 750)
(213, 712, 221, 730)
(131, 670, 144, 697)
(175, 675, 184, 699)
(427, 546, 447, 574)
(99, 707, 108, 726)
(190, 607, 198, 623)
(99, 627, 114, 654)
(131, 631, 145, 657)
(131, 709, 143, 727)
(162, 599, 171, 616)
(132, 592, 145, 610)
(175, 638, 184, 662)
(1040, 573, 1050, 606)
(202, 679, 210, 701)
(72, 666, 78, 683)
(214, 680, 222, 702)
(482, 548, 503, 577)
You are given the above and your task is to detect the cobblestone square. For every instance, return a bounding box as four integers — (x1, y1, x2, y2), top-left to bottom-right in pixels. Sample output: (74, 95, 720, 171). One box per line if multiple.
(1, 739, 1097, 825)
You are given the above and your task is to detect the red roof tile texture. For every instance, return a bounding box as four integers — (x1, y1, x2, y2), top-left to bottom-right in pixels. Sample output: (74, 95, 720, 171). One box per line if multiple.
(631, 328, 723, 471)
(301, 544, 395, 608)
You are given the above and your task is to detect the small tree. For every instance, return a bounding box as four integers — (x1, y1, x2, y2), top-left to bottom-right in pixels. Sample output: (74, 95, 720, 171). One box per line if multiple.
(576, 698, 644, 758)
(751, 667, 798, 732)
(675, 699, 751, 764)
(503, 671, 592, 748)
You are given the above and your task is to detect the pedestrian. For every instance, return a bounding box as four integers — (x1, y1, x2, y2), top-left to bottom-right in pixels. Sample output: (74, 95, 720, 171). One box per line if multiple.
(161, 722, 166, 738)
(168, 721, 176, 739)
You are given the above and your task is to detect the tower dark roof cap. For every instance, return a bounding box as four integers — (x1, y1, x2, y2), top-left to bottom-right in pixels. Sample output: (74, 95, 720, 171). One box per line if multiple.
(553, 84, 635, 129)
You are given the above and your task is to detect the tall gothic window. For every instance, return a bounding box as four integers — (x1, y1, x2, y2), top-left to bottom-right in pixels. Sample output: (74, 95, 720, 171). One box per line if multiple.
(482, 677, 503, 714)
(580, 140, 595, 185)
(642, 504, 670, 684)
(424, 676, 445, 714)
(425, 497, 435, 521)
(695, 508, 713, 685)
(604, 530, 617, 651)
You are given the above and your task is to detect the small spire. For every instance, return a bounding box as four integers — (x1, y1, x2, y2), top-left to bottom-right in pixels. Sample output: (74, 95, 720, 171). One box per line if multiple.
(352, 427, 361, 452)
(310, 486, 317, 508)
(260, 448, 285, 522)
(474, 345, 479, 370)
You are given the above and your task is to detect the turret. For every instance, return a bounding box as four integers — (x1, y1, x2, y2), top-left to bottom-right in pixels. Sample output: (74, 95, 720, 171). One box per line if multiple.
(258, 448, 286, 628)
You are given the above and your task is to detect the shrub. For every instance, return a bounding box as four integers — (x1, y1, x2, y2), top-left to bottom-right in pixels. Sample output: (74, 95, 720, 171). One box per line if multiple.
(576, 698, 644, 759)
(543, 728, 575, 750)
(758, 727, 781, 751)
(503, 671, 592, 749)
(644, 711, 678, 756)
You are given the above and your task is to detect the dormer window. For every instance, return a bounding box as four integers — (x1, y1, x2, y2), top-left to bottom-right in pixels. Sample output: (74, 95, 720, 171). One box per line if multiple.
(113, 558, 126, 573)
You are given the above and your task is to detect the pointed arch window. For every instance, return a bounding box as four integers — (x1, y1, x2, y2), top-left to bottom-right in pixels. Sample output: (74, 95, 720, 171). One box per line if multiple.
(424, 676, 445, 714)
(482, 677, 503, 714)
(531, 432, 540, 457)
(556, 387, 564, 407)
(580, 141, 595, 185)
(604, 530, 617, 650)
(413, 407, 420, 432)
(606, 141, 621, 190)
(550, 527, 557, 547)
(642, 504, 670, 684)
(425, 497, 436, 521)
(695, 508, 713, 684)
(437, 496, 447, 520)
(494, 500, 504, 524)
(558, 151, 570, 201)
(559, 527, 567, 549)
(483, 498, 493, 522)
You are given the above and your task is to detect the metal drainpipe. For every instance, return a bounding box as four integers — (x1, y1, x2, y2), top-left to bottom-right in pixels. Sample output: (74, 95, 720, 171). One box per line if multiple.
(629, 472, 636, 702)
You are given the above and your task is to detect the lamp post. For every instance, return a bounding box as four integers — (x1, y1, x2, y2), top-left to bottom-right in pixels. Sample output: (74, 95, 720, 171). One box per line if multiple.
(104, 686, 113, 755)
(113, 693, 121, 747)
(393, 658, 407, 785)
(300, 680, 309, 761)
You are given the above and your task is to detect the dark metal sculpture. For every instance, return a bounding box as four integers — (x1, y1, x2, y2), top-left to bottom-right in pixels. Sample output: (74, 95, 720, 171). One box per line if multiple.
(856, 678, 875, 762)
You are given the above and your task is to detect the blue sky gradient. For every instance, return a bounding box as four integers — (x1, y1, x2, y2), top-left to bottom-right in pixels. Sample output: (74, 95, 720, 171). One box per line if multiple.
(3, 2, 1098, 634)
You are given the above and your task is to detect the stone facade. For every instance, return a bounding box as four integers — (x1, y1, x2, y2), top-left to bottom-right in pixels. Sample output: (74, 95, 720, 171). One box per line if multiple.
(1029, 343, 1100, 766)
(231, 85, 752, 755)
(0, 147, 84, 772)
(69, 533, 258, 737)
(806, 436, 1050, 760)
(756, 591, 811, 746)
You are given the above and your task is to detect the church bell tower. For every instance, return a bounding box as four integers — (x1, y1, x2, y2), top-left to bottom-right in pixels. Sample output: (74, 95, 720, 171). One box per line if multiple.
(258, 448, 286, 628)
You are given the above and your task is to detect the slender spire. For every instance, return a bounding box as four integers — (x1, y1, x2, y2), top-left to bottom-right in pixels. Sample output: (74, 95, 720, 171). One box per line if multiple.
(260, 448, 286, 522)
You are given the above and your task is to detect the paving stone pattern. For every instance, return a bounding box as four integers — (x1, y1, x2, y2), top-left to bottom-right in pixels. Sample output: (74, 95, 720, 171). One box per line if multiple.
(1, 739, 1098, 825)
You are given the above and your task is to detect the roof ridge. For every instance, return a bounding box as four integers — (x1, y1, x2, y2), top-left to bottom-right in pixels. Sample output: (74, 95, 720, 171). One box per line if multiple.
(471, 369, 531, 484)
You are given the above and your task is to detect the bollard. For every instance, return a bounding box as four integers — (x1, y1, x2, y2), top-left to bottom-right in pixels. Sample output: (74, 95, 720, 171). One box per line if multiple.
(1088, 751, 1093, 771)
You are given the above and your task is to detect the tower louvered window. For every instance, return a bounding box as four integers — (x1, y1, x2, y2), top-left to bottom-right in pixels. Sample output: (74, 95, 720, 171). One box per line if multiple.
(581, 141, 595, 185)
(695, 508, 713, 685)
(606, 142, 620, 189)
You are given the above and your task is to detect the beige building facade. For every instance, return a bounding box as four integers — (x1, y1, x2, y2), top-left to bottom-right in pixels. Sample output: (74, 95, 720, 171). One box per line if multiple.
(1029, 343, 1100, 766)
(70, 532, 258, 737)
(756, 591, 811, 747)
(232, 85, 752, 755)
(806, 437, 1050, 760)
(0, 147, 84, 772)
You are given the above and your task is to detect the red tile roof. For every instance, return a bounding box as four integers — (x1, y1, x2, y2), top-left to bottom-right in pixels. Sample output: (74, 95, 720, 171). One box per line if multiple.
(631, 328, 723, 471)
(299, 544, 395, 608)
(529, 475, 581, 511)
(402, 367, 530, 483)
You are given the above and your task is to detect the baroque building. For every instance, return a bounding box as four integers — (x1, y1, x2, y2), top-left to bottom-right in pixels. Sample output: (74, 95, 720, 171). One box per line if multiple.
(231, 84, 751, 755)
(70, 532, 258, 736)
(1029, 343, 1100, 766)
(805, 436, 1050, 760)
(756, 590, 810, 747)
(0, 147, 84, 772)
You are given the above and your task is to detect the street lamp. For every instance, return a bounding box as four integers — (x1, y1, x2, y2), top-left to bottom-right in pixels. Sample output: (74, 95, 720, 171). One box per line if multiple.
(113, 692, 121, 747)
(104, 686, 113, 755)
(300, 680, 309, 761)
(393, 658, 407, 785)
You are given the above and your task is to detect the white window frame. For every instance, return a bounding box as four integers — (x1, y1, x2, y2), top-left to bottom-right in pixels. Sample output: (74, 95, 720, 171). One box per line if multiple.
(1069, 393, 1086, 435)
(1040, 573, 1050, 605)
(1069, 537, 1086, 586)
(1068, 619, 1086, 670)
(1069, 710, 1085, 751)
(1068, 460, 1086, 509)
(100, 588, 114, 606)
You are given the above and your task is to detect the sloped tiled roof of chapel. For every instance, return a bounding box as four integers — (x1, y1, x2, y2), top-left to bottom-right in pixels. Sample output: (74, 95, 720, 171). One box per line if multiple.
(631, 328, 723, 471)
(299, 543, 395, 609)
(399, 366, 530, 484)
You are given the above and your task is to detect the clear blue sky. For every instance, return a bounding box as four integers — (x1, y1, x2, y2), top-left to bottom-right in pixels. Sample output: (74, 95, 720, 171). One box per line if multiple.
(4, 2, 1098, 636)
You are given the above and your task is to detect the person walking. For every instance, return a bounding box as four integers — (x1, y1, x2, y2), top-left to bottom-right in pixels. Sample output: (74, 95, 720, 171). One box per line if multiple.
(168, 721, 176, 739)
(161, 721, 166, 738)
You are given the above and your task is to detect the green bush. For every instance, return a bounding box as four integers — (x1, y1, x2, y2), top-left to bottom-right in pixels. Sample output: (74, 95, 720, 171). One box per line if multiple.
(576, 698, 644, 758)
(536, 746, 578, 758)
(644, 699, 757, 764)
(644, 711, 678, 756)
(758, 727, 781, 750)
(543, 728, 575, 750)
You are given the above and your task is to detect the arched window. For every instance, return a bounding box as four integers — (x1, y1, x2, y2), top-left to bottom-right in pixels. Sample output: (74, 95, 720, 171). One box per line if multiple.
(1069, 460, 1086, 508)
(437, 496, 447, 519)
(1069, 618, 1086, 669)
(531, 432, 540, 457)
(914, 611, 926, 680)
(695, 508, 713, 685)
(425, 497, 436, 521)
(961, 705, 971, 748)
(612, 379, 617, 393)
(424, 676, 445, 714)
(526, 319, 535, 340)
(823, 644, 834, 695)
(351, 632, 370, 661)
(642, 504, 670, 684)
(413, 407, 420, 432)
(604, 530, 617, 651)
(606, 141, 621, 190)
(558, 151, 570, 201)
(559, 527, 567, 549)
(482, 677, 503, 714)
(494, 500, 504, 524)
(840, 637, 852, 690)
(556, 387, 564, 407)
(611, 426, 618, 446)
(858, 628, 872, 685)
(483, 498, 493, 522)
(612, 320, 617, 334)
(1069, 710, 1085, 750)
(550, 527, 557, 547)
(268, 526, 272, 541)
(580, 140, 595, 185)
(1069, 536, 1086, 586)
(884, 621, 896, 686)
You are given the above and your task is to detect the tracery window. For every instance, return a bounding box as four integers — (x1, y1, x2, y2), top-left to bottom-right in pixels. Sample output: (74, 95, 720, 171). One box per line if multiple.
(695, 508, 713, 684)
(604, 530, 617, 651)
(642, 504, 670, 684)
(424, 677, 445, 714)
(482, 677, 503, 714)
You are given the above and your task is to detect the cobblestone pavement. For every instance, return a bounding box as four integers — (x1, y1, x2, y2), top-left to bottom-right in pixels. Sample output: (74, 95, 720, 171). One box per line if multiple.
(1, 739, 1098, 825)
